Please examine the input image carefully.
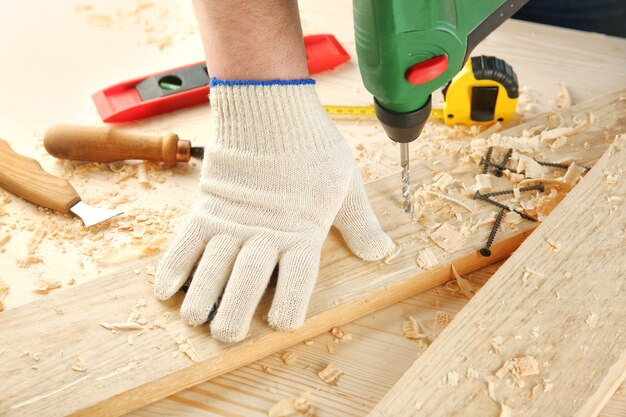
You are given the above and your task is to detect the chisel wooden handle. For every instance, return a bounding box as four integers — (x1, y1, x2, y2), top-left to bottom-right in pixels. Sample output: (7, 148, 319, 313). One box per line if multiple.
(44, 124, 189, 165)
(0, 139, 80, 213)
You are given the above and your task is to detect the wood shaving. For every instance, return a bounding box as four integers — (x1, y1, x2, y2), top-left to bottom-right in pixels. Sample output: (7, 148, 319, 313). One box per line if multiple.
(303, 340, 314, 346)
(269, 392, 314, 417)
(281, 351, 298, 365)
(512, 356, 540, 377)
(100, 322, 143, 331)
(466, 367, 479, 381)
(32, 278, 62, 294)
(262, 365, 273, 374)
(446, 371, 460, 387)
(137, 162, 150, 187)
(401, 317, 428, 340)
(382, 242, 401, 264)
(330, 327, 351, 341)
(432, 172, 454, 191)
(451, 265, 474, 299)
(326, 344, 335, 354)
(0, 231, 11, 247)
(585, 312, 599, 327)
(546, 238, 560, 251)
(553, 84, 571, 110)
(318, 363, 343, 385)
(561, 163, 586, 186)
(425, 191, 474, 213)
(173, 334, 201, 362)
(491, 336, 504, 355)
(429, 223, 466, 253)
(71, 356, 87, 372)
(417, 248, 439, 269)
(419, 216, 441, 230)
(540, 126, 574, 142)
(475, 174, 492, 193)
(499, 403, 516, 417)
(503, 211, 522, 225)
(433, 311, 452, 337)
(517, 157, 545, 179)
(0, 278, 9, 311)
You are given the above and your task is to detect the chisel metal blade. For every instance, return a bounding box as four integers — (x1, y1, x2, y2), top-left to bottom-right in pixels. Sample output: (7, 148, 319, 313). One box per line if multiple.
(69, 201, 123, 227)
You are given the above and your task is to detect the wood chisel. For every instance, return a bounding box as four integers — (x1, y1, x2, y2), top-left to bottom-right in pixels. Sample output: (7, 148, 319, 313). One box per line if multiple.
(44, 124, 204, 165)
(0, 139, 122, 227)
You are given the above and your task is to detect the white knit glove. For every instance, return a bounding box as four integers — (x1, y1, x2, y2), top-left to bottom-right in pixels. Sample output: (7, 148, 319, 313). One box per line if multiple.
(154, 79, 396, 343)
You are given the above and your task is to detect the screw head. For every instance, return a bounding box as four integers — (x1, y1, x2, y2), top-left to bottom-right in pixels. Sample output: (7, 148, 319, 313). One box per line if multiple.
(479, 248, 492, 257)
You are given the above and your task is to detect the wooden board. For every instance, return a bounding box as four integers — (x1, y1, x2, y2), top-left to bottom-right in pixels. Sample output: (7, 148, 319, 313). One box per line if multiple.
(368, 134, 626, 417)
(1, 90, 624, 417)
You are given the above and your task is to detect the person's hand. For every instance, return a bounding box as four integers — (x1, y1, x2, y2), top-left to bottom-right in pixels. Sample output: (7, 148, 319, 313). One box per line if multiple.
(154, 80, 396, 343)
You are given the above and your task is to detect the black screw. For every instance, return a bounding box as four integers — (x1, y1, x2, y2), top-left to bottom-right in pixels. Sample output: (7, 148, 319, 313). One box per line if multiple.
(480, 183, 545, 198)
(480, 209, 506, 257)
(480, 158, 519, 174)
(474, 192, 538, 222)
(494, 148, 513, 177)
(534, 158, 590, 171)
(482, 147, 493, 174)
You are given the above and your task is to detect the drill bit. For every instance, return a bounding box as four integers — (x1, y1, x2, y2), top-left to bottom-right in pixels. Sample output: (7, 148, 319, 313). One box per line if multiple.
(400, 143, 412, 213)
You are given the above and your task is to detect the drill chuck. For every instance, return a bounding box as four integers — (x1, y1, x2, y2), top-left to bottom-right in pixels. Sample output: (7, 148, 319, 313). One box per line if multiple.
(373, 95, 432, 144)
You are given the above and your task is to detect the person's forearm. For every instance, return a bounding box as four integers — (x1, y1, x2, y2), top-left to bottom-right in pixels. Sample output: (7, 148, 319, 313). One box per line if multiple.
(192, 0, 309, 80)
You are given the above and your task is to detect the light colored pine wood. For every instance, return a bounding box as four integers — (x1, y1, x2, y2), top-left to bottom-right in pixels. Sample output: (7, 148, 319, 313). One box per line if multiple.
(368, 134, 626, 417)
(1, 90, 624, 417)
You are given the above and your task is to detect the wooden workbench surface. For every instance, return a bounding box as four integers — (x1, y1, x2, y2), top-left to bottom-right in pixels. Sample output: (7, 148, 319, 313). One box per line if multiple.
(0, 1, 624, 416)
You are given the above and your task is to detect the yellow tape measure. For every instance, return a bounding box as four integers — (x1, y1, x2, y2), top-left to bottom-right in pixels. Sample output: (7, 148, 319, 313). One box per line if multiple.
(323, 105, 444, 120)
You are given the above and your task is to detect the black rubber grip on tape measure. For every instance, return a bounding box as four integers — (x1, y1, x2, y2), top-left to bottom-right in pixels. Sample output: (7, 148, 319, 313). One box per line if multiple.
(471, 56, 519, 99)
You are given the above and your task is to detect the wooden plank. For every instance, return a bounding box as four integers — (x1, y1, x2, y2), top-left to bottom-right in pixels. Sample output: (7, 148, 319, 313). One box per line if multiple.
(0, 90, 624, 417)
(0, 91, 626, 416)
(368, 134, 626, 417)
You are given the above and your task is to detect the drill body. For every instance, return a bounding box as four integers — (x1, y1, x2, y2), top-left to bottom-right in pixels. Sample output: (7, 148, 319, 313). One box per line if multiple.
(353, 0, 528, 141)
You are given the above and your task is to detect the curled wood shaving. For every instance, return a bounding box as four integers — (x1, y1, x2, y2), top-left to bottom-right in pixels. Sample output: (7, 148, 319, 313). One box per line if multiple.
(32, 278, 62, 294)
(586, 312, 599, 327)
(424, 191, 474, 213)
(318, 363, 343, 384)
(330, 327, 351, 342)
(281, 351, 298, 365)
(173, 334, 201, 362)
(0, 278, 9, 312)
(401, 317, 428, 341)
(137, 162, 150, 188)
(71, 356, 87, 372)
(553, 84, 571, 110)
(429, 223, 466, 253)
(269, 392, 314, 417)
(451, 265, 474, 299)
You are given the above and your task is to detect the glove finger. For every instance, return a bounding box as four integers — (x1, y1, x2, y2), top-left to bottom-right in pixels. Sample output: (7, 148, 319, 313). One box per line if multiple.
(334, 167, 397, 261)
(210, 237, 278, 343)
(154, 218, 209, 300)
(267, 244, 320, 332)
(180, 234, 240, 326)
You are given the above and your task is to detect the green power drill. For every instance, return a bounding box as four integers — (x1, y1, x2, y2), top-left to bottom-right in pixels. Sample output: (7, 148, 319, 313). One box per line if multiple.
(353, 0, 528, 212)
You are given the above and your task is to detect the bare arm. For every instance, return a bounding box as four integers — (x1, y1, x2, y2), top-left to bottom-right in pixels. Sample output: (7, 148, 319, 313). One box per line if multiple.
(192, 0, 309, 80)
